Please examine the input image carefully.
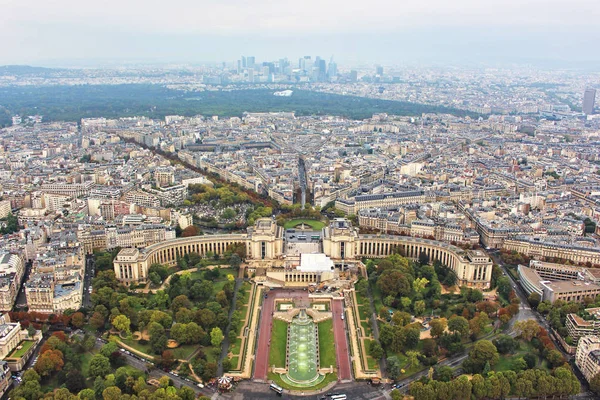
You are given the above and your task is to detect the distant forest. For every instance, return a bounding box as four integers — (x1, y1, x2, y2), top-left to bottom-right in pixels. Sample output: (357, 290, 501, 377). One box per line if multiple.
(0, 84, 477, 127)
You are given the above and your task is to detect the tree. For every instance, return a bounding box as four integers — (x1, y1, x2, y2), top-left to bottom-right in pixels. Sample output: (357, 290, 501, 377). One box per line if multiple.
(406, 350, 420, 367)
(590, 372, 600, 395)
(469, 312, 490, 336)
(90, 311, 106, 330)
(414, 300, 426, 316)
(512, 357, 527, 372)
(229, 254, 242, 268)
(64, 369, 86, 394)
(171, 295, 192, 312)
(369, 341, 384, 360)
(181, 225, 200, 237)
(435, 366, 454, 382)
(78, 388, 96, 400)
(149, 272, 162, 285)
(429, 318, 447, 338)
(210, 327, 224, 347)
(528, 292, 541, 308)
(413, 277, 429, 293)
(34, 349, 64, 376)
(178, 386, 197, 400)
(102, 386, 122, 400)
(514, 319, 541, 341)
(546, 349, 565, 368)
(377, 270, 411, 298)
(448, 316, 469, 337)
(159, 350, 175, 370)
(112, 314, 131, 334)
(89, 354, 111, 379)
(523, 352, 537, 369)
(497, 276, 512, 298)
(99, 342, 119, 358)
(386, 356, 402, 380)
(465, 340, 499, 373)
(70, 312, 85, 328)
(493, 334, 517, 354)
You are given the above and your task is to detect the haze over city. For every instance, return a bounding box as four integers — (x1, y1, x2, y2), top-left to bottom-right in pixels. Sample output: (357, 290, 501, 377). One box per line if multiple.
(2, 0, 600, 67)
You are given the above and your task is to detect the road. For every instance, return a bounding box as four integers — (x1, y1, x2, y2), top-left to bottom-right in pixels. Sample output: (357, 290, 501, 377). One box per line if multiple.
(218, 277, 243, 376)
(91, 337, 216, 397)
(14, 260, 33, 309)
(82, 255, 94, 308)
(489, 252, 562, 339)
(218, 380, 390, 399)
(331, 299, 352, 381)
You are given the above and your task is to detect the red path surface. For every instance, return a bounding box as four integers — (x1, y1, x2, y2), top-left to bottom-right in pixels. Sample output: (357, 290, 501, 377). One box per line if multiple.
(253, 289, 308, 380)
(332, 298, 352, 381)
(253, 289, 352, 381)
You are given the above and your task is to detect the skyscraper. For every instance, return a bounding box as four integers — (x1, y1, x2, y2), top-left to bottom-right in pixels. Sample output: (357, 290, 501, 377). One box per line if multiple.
(583, 88, 596, 115)
(246, 56, 255, 69)
(327, 61, 337, 81)
(376, 65, 384, 76)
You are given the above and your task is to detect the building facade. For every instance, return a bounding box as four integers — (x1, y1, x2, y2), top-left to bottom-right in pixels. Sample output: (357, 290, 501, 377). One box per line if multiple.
(114, 218, 493, 288)
(576, 335, 600, 382)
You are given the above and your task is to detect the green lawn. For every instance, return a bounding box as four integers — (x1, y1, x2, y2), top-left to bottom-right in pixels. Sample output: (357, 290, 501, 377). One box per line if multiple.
(8, 340, 35, 358)
(358, 305, 371, 322)
(318, 320, 336, 368)
(120, 336, 152, 355)
(363, 339, 379, 370)
(171, 344, 200, 360)
(268, 372, 337, 391)
(81, 351, 96, 377)
(361, 320, 372, 337)
(269, 319, 288, 368)
(283, 219, 325, 230)
(494, 342, 545, 373)
(230, 337, 243, 356)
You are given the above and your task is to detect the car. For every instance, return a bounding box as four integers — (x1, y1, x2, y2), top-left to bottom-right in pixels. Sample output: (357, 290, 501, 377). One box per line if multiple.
(197, 383, 204, 388)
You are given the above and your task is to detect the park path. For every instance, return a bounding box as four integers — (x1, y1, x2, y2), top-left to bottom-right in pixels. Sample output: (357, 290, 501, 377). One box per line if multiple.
(332, 299, 352, 381)
(218, 277, 243, 376)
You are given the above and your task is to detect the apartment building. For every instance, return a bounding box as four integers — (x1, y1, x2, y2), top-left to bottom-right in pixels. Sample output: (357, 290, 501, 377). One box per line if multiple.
(0, 201, 11, 219)
(576, 335, 600, 383)
(0, 253, 24, 311)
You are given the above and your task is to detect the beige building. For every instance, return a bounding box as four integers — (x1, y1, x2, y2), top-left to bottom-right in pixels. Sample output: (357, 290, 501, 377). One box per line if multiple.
(518, 262, 600, 304)
(0, 313, 41, 371)
(0, 201, 11, 219)
(0, 253, 25, 311)
(115, 218, 493, 288)
(566, 313, 600, 343)
(576, 335, 600, 383)
(25, 274, 83, 314)
(503, 237, 600, 266)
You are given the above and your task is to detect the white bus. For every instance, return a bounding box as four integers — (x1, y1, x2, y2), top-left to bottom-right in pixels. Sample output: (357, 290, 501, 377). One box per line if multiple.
(330, 395, 347, 400)
(269, 383, 283, 394)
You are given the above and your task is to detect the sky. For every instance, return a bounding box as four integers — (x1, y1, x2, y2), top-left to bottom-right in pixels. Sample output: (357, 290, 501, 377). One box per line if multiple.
(2, 0, 600, 68)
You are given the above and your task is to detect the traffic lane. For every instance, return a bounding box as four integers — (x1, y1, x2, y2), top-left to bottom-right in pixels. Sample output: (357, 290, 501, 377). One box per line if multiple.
(93, 338, 214, 396)
(331, 299, 352, 381)
(221, 380, 388, 399)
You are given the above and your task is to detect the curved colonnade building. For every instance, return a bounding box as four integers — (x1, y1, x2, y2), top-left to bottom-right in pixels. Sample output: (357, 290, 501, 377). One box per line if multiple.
(114, 218, 492, 288)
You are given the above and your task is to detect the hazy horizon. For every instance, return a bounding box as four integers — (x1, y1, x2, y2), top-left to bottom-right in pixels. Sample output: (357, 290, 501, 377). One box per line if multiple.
(2, 0, 600, 69)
